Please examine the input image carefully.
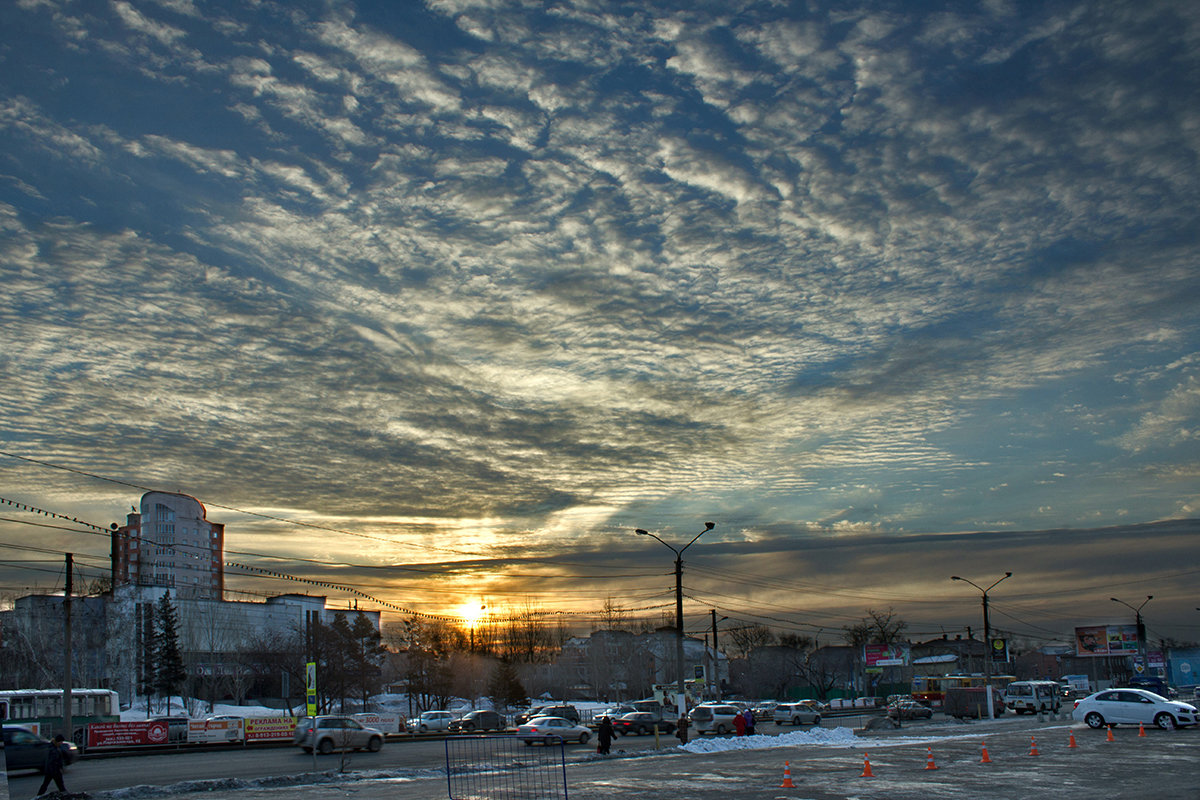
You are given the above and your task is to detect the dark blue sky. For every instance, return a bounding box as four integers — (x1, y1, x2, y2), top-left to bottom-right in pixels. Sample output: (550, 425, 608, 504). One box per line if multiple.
(1, 0, 1197, 640)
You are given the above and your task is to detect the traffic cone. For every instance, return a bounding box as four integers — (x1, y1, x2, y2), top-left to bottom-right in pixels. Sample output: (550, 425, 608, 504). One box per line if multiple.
(924, 747, 938, 770)
(1068, 730, 1078, 749)
(1029, 736, 1039, 756)
(860, 753, 875, 778)
(981, 741, 992, 763)
(1106, 726, 1115, 742)
(1138, 723, 1147, 737)
(780, 761, 795, 788)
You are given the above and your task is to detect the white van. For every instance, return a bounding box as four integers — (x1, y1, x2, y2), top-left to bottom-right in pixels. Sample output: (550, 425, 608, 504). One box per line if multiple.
(1005, 681, 1061, 714)
(687, 703, 743, 735)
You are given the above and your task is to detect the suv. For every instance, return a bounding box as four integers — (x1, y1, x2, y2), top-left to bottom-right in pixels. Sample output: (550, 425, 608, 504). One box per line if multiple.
(448, 710, 505, 732)
(294, 715, 384, 754)
(514, 704, 579, 726)
(688, 703, 743, 735)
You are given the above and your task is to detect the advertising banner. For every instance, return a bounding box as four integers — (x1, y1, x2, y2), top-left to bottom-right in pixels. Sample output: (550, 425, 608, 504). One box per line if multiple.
(864, 643, 910, 670)
(244, 716, 297, 742)
(351, 713, 403, 733)
(1075, 624, 1139, 656)
(86, 720, 170, 748)
(188, 719, 243, 743)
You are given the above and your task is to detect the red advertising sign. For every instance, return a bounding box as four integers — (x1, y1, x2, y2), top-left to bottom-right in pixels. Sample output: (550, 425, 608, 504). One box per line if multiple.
(87, 720, 171, 748)
(244, 716, 297, 741)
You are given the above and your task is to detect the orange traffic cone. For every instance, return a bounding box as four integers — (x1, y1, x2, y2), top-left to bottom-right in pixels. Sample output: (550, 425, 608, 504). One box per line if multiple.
(1029, 736, 1039, 756)
(1106, 726, 1115, 742)
(860, 753, 875, 778)
(1068, 730, 1078, 748)
(924, 747, 938, 770)
(981, 741, 992, 763)
(1138, 723, 1147, 737)
(780, 761, 795, 788)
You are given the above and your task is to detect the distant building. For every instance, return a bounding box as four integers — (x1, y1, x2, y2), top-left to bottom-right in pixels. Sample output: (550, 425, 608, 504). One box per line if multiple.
(111, 492, 224, 600)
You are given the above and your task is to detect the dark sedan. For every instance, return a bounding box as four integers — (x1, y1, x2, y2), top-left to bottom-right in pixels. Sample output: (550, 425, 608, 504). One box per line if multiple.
(2, 725, 80, 773)
(611, 712, 675, 736)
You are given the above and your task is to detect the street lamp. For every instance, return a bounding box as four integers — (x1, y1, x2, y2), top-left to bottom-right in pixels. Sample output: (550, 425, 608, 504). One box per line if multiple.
(636, 521, 715, 744)
(951, 572, 1012, 720)
(1111, 596, 1152, 666)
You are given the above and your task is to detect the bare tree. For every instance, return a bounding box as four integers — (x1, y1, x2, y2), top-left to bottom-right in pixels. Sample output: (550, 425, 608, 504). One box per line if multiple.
(727, 623, 775, 658)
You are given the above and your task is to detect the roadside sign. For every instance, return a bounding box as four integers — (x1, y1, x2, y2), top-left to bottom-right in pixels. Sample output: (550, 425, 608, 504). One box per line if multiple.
(305, 661, 317, 716)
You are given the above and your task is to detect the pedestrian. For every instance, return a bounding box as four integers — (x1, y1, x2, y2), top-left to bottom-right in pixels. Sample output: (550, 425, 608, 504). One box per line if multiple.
(36, 734, 68, 796)
(743, 707, 755, 736)
(597, 715, 614, 755)
(733, 709, 746, 736)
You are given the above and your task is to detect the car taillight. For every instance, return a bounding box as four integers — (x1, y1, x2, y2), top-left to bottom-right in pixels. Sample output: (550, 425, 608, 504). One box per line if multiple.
(1073, 702, 1079, 710)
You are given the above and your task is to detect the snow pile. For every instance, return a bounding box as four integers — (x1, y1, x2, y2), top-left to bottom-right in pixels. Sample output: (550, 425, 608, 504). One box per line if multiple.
(680, 726, 859, 753)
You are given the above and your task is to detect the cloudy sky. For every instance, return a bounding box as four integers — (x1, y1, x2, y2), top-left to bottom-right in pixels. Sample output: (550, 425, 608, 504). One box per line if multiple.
(1, 0, 1198, 644)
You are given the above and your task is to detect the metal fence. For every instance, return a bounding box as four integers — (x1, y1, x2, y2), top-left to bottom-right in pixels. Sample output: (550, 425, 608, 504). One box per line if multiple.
(445, 735, 569, 800)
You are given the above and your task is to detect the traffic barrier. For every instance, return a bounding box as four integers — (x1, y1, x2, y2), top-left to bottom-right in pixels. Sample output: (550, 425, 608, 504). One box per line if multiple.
(1068, 730, 1078, 749)
(780, 761, 795, 788)
(860, 753, 875, 778)
(980, 741, 992, 763)
(1029, 736, 1039, 756)
(924, 747, 938, 770)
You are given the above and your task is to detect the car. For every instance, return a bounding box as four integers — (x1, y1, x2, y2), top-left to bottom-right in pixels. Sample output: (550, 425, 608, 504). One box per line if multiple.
(513, 704, 580, 726)
(773, 701, 822, 726)
(448, 710, 505, 732)
(886, 700, 933, 721)
(1072, 688, 1198, 730)
(415, 710, 455, 732)
(610, 712, 675, 736)
(516, 716, 591, 745)
(688, 703, 743, 735)
(597, 704, 637, 721)
(293, 715, 384, 754)
(2, 725, 80, 773)
(751, 701, 779, 722)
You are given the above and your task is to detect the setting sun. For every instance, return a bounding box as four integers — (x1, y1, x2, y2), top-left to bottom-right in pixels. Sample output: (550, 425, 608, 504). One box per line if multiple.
(458, 601, 487, 628)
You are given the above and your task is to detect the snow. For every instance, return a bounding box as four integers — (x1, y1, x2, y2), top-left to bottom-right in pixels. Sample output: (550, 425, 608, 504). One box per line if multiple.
(681, 726, 860, 753)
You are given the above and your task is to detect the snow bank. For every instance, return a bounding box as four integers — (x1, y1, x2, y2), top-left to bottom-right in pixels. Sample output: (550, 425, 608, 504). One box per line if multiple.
(681, 726, 859, 753)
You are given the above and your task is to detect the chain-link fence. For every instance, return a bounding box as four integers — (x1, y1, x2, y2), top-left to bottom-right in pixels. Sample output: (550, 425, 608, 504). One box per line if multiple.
(445, 735, 569, 800)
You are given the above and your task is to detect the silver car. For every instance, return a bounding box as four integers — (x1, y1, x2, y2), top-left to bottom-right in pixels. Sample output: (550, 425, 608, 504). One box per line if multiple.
(515, 716, 591, 745)
(294, 715, 384, 754)
(773, 702, 821, 726)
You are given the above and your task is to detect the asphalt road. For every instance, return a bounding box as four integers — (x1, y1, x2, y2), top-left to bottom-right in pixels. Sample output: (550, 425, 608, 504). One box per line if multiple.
(6, 716, 1198, 800)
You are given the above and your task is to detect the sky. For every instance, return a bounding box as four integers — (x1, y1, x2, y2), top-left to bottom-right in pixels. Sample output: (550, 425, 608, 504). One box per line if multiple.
(1, 0, 1198, 646)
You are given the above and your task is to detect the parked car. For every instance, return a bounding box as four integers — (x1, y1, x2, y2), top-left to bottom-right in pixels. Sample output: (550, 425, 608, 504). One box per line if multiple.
(448, 710, 505, 732)
(597, 704, 637, 721)
(515, 716, 591, 745)
(2, 725, 80, 773)
(751, 701, 779, 721)
(688, 703, 743, 735)
(513, 704, 579, 726)
(611, 712, 675, 736)
(293, 715, 384, 754)
(1072, 689, 1198, 730)
(773, 701, 822, 726)
(887, 700, 932, 721)
(415, 710, 455, 732)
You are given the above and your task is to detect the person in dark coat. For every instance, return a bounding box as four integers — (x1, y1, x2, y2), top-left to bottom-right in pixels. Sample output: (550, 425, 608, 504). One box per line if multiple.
(37, 734, 68, 796)
(597, 716, 614, 754)
(743, 708, 755, 736)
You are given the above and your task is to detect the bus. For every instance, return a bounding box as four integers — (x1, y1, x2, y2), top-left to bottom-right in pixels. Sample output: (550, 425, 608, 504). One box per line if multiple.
(911, 675, 1016, 708)
(0, 688, 120, 743)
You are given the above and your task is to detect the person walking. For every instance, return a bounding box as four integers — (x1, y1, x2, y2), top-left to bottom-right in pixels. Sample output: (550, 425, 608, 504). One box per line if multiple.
(597, 716, 614, 755)
(36, 734, 68, 796)
(743, 708, 755, 736)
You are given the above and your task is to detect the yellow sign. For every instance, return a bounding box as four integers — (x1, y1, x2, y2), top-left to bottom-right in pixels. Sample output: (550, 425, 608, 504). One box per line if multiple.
(305, 661, 317, 716)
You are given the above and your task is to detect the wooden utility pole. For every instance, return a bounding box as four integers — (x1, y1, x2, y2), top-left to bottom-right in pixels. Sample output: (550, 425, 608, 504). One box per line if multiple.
(62, 552, 74, 741)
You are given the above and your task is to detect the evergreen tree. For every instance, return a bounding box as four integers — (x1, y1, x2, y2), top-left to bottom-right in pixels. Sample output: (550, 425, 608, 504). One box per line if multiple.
(153, 592, 186, 710)
(348, 613, 387, 710)
(137, 602, 157, 706)
(487, 660, 527, 713)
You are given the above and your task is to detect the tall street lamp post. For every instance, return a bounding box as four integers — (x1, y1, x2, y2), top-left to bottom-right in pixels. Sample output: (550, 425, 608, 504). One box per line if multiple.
(951, 572, 1011, 720)
(636, 521, 715, 744)
(1111, 595, 1153, 667)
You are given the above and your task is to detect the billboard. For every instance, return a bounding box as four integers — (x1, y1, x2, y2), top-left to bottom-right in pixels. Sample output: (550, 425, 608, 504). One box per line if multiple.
(1075, 624, 1139, 656)
(864, 643, 910, 670)
(86, 720, 171, 748)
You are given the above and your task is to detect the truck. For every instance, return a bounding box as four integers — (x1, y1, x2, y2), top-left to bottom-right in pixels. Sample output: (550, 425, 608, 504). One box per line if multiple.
(1059, 674, 1091, 698)
(944, 686, 1006, 719)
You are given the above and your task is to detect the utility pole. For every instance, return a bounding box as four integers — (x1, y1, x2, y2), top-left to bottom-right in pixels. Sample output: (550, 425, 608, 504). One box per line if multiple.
(711, 610, 721, 701)
(62, 553, 74, 742)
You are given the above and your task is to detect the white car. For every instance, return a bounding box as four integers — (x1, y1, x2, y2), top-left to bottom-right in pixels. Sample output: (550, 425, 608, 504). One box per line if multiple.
(416, 710, 454, 732)
(688, 703, 744, 735)
(1072, 688, 1198, 730)
(515, 715, 591, 745)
